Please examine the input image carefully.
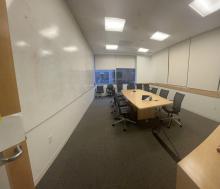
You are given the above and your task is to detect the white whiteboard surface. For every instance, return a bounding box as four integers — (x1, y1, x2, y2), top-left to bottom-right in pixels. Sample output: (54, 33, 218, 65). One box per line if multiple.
(187, 28, 220, 91)
(168, 40, 190, 86)
(151, 49, 169, 83)
(7, 0, 94, 132)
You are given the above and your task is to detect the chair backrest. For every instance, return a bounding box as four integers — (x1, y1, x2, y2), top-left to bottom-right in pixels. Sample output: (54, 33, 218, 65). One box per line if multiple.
(107, 84, 114, 90)
(159, 89, 169, 99)
(117, 83, 123, 93)
(173, 92, 185, 113)
(96, 86, 104, 93)
(143, 84, 150, 92)
(151, 87, 158, 94)
(136, 83, 143, 90)
(127, 83, 135, 90)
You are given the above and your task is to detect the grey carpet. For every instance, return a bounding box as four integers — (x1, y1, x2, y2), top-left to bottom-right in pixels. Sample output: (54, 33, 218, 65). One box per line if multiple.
(37, 97, 218, 189)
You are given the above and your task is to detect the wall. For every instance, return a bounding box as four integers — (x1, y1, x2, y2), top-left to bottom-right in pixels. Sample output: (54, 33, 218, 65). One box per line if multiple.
(95, 55, 136, 70)
(140, 28, 220, 122)
(136, 56, 152, 83)
(6, 0, 94, 185)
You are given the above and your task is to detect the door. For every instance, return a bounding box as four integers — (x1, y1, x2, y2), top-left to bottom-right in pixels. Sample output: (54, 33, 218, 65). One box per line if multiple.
(0, 0, 35, 188)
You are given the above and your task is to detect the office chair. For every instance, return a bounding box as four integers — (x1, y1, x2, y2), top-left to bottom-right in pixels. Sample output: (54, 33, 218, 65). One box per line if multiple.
(106, 84, 115, 96)
(96, 86, 104, 97)
(151, 87, 158, 94)
(162, 92, 185, 128)
(159, 89, 169, 99)
(136, 83, 143, 90)
(112, 96, 136, 131)
(127, 83, 135, 90)
(117, 83, 123, 93)
(143, 84, 150, 92)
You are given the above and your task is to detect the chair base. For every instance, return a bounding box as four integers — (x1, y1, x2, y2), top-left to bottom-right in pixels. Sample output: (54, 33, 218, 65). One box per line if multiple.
(112, 117, 136, 131)
(160, 114, 183, 128)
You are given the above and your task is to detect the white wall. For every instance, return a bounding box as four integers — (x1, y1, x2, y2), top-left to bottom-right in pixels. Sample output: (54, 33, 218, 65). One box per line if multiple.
(151, 49, 169, 83)
(136, 56, 152, 83)
(95, 55, 136, 70)
(187, 29, 220, 91)
(168, 40, 190, 86)
(6, 0, 94, 185)
(138, 28, 220, 122)
(0, 167, 10, 189)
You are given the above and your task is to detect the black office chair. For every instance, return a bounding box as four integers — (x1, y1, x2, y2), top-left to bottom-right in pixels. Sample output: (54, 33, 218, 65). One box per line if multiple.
(159, 89, 169, 99)
(106, 84, 115, 96)
(127, 83, 135, 90)
(143, 84, 150, 92)
(117, 83, 123, 93)
(96, 86, 104, 97)
(162, 92, 185, 128)
(112, 96, 136, 131)
(136, 83, 143, 90)
(151, 87, 158, 94)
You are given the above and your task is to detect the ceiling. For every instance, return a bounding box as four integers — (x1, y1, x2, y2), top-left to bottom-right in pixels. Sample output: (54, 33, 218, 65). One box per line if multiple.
(66, 0, 220, 56)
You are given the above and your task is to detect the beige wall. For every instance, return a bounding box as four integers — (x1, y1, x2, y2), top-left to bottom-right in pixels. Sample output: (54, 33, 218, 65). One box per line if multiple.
(95, 55, 136, 70)
(139, 28, 220, 122)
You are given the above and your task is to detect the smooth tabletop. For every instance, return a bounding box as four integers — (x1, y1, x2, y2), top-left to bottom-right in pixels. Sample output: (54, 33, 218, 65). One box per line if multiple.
(178, 126, 220, 189)
(122, 89, 172, 110)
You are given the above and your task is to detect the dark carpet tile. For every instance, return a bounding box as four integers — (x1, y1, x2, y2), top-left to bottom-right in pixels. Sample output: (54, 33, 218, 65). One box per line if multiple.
(37, 97, 219, 189)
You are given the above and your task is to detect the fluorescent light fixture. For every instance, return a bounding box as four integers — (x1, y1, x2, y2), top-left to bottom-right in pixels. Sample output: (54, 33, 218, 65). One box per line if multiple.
(105, 17, 126, 32)
(63, 46, 78, 52)
(16, 41, 29, 47)
(106, 44, 118, 50)
(39, 25, 59, 39)
(150, 31, 170, 41)
(40, 49, 53, 57)
(189, 0, 220, 17)
(138, 48, 149, 53)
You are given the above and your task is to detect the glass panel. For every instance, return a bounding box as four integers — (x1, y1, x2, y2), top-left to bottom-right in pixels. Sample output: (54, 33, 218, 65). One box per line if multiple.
(116, 68, 135, 84)
(95, 70, 115, 84)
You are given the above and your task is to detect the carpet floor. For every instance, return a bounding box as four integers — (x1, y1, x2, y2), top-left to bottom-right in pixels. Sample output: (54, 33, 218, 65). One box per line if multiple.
(37, 97, 218, 189)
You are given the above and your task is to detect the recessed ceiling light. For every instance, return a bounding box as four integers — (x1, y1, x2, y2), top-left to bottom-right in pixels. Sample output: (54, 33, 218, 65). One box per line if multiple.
(106, 44, 118, 50)
(40, 49, 53, 57)
(39, 25, 59, 39)
(16, 41, 29, 47)
(63, 46, 78, 52)
(189, 0, 220, 17)
(105, 17, 126, 32)
(150, 31, 170, 41)
(138, 48, 149, 53)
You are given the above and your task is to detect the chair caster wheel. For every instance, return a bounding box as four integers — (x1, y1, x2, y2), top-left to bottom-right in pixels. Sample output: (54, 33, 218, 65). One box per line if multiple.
(123, 129, 127, 132)
(112, 124, 115, 126)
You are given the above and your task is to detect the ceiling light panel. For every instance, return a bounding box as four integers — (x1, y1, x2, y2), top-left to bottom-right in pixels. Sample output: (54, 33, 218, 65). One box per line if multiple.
(106, 44, 118, 50)
(189, 0, 220, 17)
(150, 31, 170, 41)
(105, 17, 126, 32)
(138, 48, 149, 53)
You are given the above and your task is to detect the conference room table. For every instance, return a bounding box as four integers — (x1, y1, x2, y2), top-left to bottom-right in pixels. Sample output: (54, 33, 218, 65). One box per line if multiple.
(121, 89, 172, 120)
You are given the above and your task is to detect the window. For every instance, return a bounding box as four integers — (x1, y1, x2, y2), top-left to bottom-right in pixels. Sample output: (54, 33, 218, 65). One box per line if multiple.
(95, 70, 115, 84)
(116, 68, 135, 84)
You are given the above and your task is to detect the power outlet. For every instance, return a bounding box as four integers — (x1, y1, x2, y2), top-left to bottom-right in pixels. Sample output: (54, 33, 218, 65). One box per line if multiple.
(48, 135, 53, 144)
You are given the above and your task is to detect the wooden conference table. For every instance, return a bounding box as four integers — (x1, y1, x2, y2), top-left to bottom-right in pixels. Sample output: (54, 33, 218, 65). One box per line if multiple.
(122, 89, 172, 120)
(176, 126, 220, 189)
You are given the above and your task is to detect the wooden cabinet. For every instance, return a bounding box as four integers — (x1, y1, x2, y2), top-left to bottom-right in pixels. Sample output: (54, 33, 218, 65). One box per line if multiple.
(0, 0, 21, 117)
(4, 141, 35, 189)
(176, 126, 220, 189)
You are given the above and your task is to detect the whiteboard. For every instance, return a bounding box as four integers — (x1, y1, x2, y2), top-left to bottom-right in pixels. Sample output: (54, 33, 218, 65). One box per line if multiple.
(168, 40, 190, 86)
(7, 0, 94, 132)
